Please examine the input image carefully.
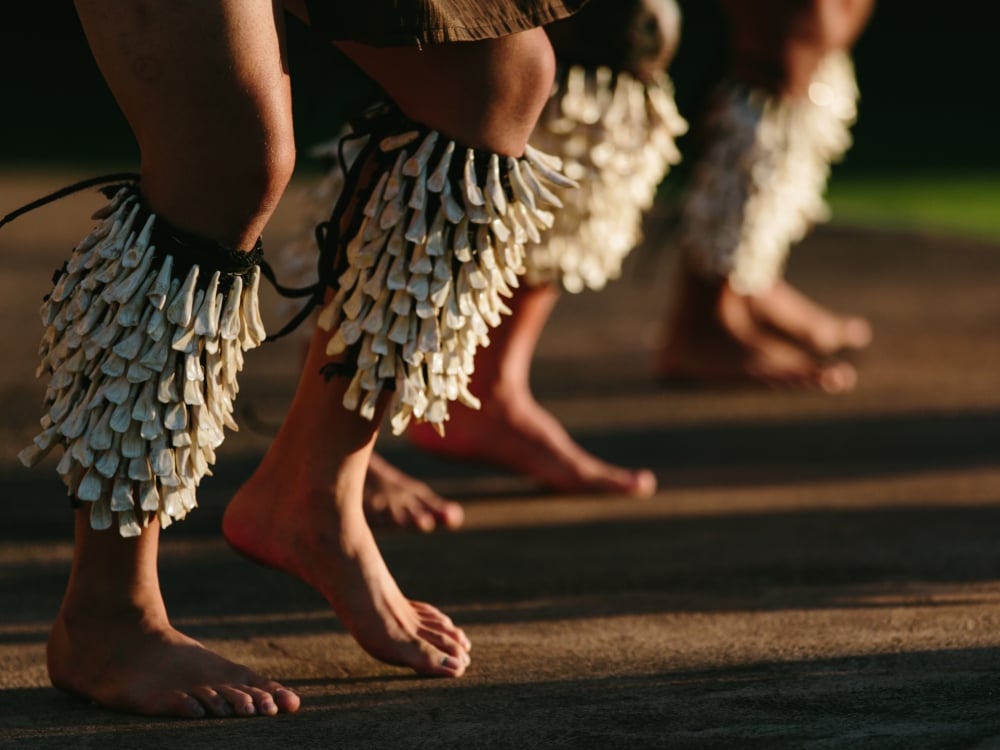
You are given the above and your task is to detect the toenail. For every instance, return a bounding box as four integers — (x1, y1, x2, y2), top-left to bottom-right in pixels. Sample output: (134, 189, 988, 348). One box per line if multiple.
(440, 655, 461, 670)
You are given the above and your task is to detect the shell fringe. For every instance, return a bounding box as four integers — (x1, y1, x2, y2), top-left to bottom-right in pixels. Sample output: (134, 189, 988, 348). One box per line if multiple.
(680, 52, 859, 295)
(312, 109, 577, 436)
(524, 65, 687, 292)
(18, 185, 267, 537)
(276, 66, 686, 318)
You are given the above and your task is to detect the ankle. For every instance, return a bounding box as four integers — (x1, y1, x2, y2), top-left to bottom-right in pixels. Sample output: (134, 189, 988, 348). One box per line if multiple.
(475, 372, 534, 409)
(57, 589, 167, 631)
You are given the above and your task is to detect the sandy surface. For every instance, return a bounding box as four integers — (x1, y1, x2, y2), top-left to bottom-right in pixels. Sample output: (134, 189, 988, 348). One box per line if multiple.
(2, 172, 1000, 748)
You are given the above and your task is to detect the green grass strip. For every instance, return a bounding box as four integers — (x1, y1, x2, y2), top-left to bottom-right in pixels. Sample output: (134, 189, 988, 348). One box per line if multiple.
(827, 171, 1000, 243)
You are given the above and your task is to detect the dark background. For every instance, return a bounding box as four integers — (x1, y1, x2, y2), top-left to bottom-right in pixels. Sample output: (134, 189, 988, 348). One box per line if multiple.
(0, 2, 995, 173)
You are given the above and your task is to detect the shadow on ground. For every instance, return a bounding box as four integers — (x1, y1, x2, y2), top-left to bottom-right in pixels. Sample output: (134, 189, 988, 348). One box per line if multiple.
(3, 647, 1000, 750)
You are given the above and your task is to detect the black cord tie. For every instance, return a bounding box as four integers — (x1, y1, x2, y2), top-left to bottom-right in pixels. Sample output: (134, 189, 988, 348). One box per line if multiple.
(262, 124, 382, 343)
(0, 172, 142, 231)
(0, 125, 399, 352)
(145, 207, 263, 294)
(4, 175, 271, 303)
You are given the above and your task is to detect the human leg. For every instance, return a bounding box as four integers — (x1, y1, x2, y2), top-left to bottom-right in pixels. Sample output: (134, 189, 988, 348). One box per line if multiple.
(226, 325, 472, 676)
(276, 4, 677, 511)
(656, 0, 875, 391)
(407, 1, 684, 495)
(48, 515, 295, 718)
(227, 25, 566, 674)
(271, 168, 464, 532)
(657, 262, 862, 393)
(409, 282, 658, 495)
(25, 0, 299, 717)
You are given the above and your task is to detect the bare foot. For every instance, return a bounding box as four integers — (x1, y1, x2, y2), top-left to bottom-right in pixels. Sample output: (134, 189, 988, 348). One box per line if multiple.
(404, 282, 655, 497)
(224, 450, 471, 678)
(48, 608, 299, 718)
(49, 516, 300, 718)
(409, 391, 657, 497)
(281, 343, 462, 533)
(751, 278, 872, 356)
(656, 266, 870, 394)
(231, 322, 469, 676)
(366, 453, 464, 532)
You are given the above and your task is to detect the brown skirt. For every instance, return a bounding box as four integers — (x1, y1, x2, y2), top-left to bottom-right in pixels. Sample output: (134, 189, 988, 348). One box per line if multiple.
(303, 0, 590, 47)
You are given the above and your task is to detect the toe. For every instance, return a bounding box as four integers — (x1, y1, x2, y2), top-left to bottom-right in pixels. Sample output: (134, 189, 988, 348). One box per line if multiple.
(587, 464, 657, 498)
(417, 623, 468, 659)
(273, 688, 301, 713)
(388, 632, 469, 677)
(437, 500, 465, 530)
(411, 602, 472, 653)
(215, 685, 258, 717)
(242, 685, 280, 716)
(247, 677, 301, 714)
(410, 599, 453, 624)
(436, 652, 469, 677)
(189, 686, 233, 717)
(409, 509, 437, 533)
(414, 490, 464, 532)
(628, 468, 657, 498)
(803, 320, 849, 355)
(841, 316, 873, 350)
(164, 690, 207, 719)
(818, 362, 858, 394)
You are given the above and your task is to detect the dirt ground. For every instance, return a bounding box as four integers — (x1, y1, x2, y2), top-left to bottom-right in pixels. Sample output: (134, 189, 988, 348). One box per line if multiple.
(2, 172, 1000, 749)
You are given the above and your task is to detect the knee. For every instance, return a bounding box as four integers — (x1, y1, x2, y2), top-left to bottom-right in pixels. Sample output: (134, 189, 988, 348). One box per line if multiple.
(641, 0, 683, 77)
(185, 104, 297, 212)
(722, 0, 871, 96)
(138, 100, 296, 244)
(809, 0, 875, 52)
(340, 28, 556, 155)
(477, 29, 556, 153)
(723, 0, 872, 52)
(547, 0, 682, 82)
(243, 120, 297, 217)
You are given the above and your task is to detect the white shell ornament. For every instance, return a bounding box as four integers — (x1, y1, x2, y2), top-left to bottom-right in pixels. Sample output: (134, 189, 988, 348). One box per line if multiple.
(306, 106, 577, 436)
(19, 184, 267, 537)
(680, 52, 859, 295)
(523, 64, 688, 293)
